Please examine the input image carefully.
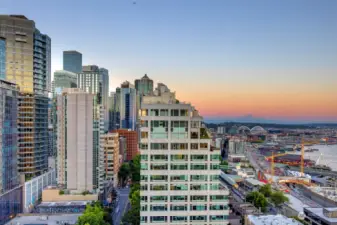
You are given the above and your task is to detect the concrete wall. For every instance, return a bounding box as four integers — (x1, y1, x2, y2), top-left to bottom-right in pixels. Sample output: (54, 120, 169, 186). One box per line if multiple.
(42, 189, 98, 202)
(300, 186, 337, 208)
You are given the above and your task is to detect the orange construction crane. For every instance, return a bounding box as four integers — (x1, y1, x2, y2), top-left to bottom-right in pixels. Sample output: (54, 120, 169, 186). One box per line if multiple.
(265, 152, 289, 160)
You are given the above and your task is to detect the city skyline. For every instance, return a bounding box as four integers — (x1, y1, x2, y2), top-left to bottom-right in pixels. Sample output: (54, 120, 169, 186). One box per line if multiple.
(1, 0, 337, 122)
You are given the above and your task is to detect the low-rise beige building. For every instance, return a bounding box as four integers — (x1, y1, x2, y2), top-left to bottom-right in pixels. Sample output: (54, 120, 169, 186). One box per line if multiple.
(101, 133, 120, 187)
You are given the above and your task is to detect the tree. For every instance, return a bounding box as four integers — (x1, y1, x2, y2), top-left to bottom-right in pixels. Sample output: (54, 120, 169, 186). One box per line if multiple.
(270, 191, 289, 207)
(259, 184, 272, 197)
(130, 190, 140, 206)
(246, 191, 267, 212)
(118, 163, 130, 186)
(129, 154, 140, 183)
(77, 205, 109, 225)
(122, 205, 140, 225)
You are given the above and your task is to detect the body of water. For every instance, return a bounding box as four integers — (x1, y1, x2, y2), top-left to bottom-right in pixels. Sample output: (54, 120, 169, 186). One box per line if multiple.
(293, 145, 337, 171)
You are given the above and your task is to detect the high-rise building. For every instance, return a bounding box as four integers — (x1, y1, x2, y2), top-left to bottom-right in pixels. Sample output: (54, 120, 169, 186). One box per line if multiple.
(52, 70, 77, 94)
(108, 89, 121, 131)
(113, 129, 138, 161)
(0, 38, 5, 80)
(99, 68, 109, 131)
(135, 74, 153, 96)
(101, 133, 120, 187)
(140, 85, 229, 224)
(0, 79, 19, 193)
(57, 88, 104, 192)
(0, 15, 51, 178)
(63, 50, 82, 74)
(120, 81, 137, 130)
(217, 126, 226, 134)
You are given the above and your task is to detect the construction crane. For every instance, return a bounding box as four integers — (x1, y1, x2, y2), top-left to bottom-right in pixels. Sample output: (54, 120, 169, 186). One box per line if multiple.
(269, 152, 275, 183)
(301, 138, 304, 177)
(265, 152, 289, 160)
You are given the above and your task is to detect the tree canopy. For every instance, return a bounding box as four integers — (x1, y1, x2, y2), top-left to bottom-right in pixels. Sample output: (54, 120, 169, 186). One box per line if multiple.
(130, 154, 140, 183)
(77, 205, 109, 225)
(246, 191, 267, 212)
(259, 184, 272, 197)
(270, 190, 289, 207)
(118, 163, 130, 186)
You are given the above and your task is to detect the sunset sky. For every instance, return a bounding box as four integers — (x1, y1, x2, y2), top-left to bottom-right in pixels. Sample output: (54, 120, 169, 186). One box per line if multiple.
(2, 0, 337, 122)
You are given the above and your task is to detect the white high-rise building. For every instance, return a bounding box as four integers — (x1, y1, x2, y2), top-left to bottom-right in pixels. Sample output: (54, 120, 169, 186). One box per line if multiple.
(57, 88, 104, 193)
(140, 85, 229, 224)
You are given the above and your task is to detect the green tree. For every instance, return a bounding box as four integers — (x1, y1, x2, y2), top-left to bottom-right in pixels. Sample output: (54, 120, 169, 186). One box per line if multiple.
(122, 205, 140, 225)
(129, 154, 140, 183)
(77, 205, 109, 225)
(270, 191, 289, 207)
(130, 190, 140, 206)
(259, 184, 272, 197)
(246, 191, 267, 212)
(118, 163, 130, 186)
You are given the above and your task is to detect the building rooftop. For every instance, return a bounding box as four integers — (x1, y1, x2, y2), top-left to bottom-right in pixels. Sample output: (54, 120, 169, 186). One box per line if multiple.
(305, 207, 337, 223)
(308, 187, 337, 203)
(245, 178, 265, 187)
(6, 214, 82, 225)
(38, 201, 90, 207)
(247, 214, 302, 225)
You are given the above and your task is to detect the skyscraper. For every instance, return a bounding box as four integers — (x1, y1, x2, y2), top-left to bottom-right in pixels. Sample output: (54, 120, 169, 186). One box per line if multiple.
(99, 68, 109, 131)
(109, 89, 121, 131)
(77, 65, 101, 102)
(57, 88, 104, 192)
(0, 79, 19, 193)
(135, 74, 153, 96)
(0, 15, 51, 178)
(52, 70, 77, 94)
(140, 85, 229, 224)
(63, 50, 82, 74)
(120, 81, 137, 130)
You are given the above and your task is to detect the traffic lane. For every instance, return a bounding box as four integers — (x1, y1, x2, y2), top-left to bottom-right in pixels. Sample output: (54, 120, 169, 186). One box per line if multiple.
(113, 188, 130, 225)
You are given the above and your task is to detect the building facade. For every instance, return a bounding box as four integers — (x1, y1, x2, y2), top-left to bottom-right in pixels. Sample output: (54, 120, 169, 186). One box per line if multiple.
(0, 15, 51, 178)
(113, 129, 138, 161)
(57, 88, 103, 192)
(52, 70, 77, 94)
(0, 38, 5, 80)
(99, 68, 109, 131)
(135, 74, 153, 96)
(101, 133, 120, 187)
(63, 50, 82, 74)
(120, 81, 137, 130)
(139, 88, 229, 224)
(0, 80, 19, 193)
(109, 89, 121, 131)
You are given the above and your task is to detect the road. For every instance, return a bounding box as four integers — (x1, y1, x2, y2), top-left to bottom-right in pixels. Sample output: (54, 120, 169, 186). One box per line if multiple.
(113, 187, 130, 225)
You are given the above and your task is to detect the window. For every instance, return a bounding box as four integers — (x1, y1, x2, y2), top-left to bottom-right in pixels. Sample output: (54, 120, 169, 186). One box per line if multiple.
(151, 163, 168, 170)
(190, 164, 207, 170)
(170, 205, 187, 211)
(200, 143, 208, 149)
(190, 215, 207, 222)
(140, 143, 148, 150)
(150, 205, 167, 211)
(190, 184, 208, 191)
(191, 121, 199, 128)
(191, 132, 198, 139)
(171, 154, 188, 161)
(141, 163, 148, 170)
(140, 216, 148, 223)
(170, 216, 187, 223)
(190, 195, 207, 202)
(211, 154, 221, 161)
(190, 175, 207, 181)
(171, 164, 188, 170)
(210, 195, 228, 202)
(170, 195, 187, 202)
(150, 143, 168, 150)
(150, 175, 168, 182)
(141, 205, 148, 211)
(191, 155, 207, 161)
(141, 196, 148, 202)
(140, 155, 148, 161)
(150, 155, 168, 161)
(171, 143, 188, 150)
(140, 175, 148, 182)
(210, 215, 227, 221)
(160, 109, 168, 116)
(211, 164, 220, 170)
(141, 131, 148, 139)
(210, 204, 228, 210)
(140, 185, 148, 191)
(190, 204, 207, 211)
(150, 184, 168, 191)
(171, 175, 188, 182)
(150, 216, 167, 222)
(180, 109, 188, 116)
(210, 184, 220, 190)
(140, 120, 148, 127)
(191, 143, 198, 150)
(171, 109, 179, 116)
(151, 120, 168, 139)
(170, 184, 188, 191)
(210, 175, 219, 181)
(171, 121, 188, 139)
(150, 196, 168, 202)
(150, 109, 159, 116)
(141, 109, 148, 116)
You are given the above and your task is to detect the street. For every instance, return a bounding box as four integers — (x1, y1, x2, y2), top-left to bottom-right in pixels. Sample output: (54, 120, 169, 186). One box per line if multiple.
(113, 187, 130, 225)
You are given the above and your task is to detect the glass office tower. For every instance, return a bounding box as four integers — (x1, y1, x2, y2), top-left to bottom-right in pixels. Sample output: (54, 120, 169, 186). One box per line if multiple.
(0, 38, 5, 80)
(63, 50, 82, 74)
(135, 74, 153, 96)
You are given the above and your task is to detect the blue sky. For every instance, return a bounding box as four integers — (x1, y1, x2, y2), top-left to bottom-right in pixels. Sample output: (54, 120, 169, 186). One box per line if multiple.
(1, 0, 337, 121)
